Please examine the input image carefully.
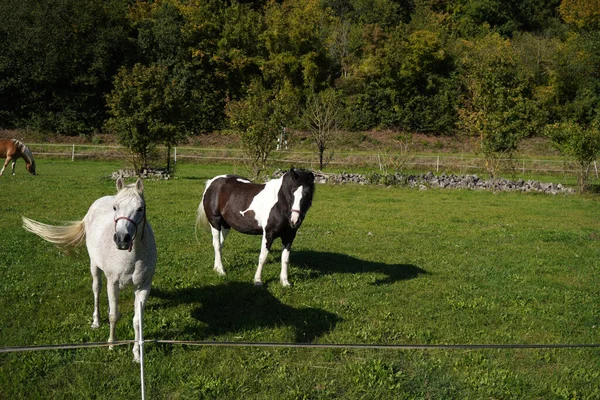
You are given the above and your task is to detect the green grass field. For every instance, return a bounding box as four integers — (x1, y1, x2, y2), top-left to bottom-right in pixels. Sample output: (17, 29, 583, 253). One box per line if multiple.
(1, 159, 599, 399)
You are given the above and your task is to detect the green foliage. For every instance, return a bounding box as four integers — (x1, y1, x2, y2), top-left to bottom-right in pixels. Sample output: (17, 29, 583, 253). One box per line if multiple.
(226, 80, 299, 177)
(545, 120, 600, 191)
(0, 0, 600, 142)
(0, 0, 132, 134)
(104, 63, 187, 172)
(458, 33, 540, 177)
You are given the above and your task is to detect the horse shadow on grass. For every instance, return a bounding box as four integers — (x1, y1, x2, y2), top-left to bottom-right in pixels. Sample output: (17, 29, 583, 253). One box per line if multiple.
(291, 250, 427, 285)
(151, 282, 341, 342)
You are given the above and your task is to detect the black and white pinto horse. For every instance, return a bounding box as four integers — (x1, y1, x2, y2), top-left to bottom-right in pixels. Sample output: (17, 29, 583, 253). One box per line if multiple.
(196, 168, 315, 286)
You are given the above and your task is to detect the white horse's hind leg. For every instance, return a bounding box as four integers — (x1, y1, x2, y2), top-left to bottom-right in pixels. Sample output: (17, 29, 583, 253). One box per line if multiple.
(106, 279, 120, 349)
(211, 226, 226, 275)
(132, 286, 150, 363)
(90, 263, 101, 328)
(254, 234, 270, 286)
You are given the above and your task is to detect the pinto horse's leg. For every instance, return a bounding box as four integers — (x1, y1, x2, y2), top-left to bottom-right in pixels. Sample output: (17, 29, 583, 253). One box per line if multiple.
(106, 279, 120, 349)
(280, 232, 297, 287)
(211, 226, 226, 275)
(132, 285, 151, 363)
(11, 159, 16, 175)
(220, 227, 230, 247)
(254, 232, 274, 286)
(90, 263, 102, 328)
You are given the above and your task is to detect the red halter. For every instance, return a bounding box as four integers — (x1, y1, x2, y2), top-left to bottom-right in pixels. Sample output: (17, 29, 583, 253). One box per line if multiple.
(114, 214, 146, 252)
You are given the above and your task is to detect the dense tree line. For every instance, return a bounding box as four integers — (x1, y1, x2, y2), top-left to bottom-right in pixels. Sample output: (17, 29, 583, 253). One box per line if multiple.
(2, 1, 600, 169)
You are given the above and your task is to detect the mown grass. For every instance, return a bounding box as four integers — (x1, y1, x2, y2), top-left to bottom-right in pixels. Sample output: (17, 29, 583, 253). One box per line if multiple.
(1, 159, 600, 399)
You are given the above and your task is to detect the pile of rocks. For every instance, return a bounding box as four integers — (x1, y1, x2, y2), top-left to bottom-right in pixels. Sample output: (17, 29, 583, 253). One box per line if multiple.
(307, 170, 575, 195)
(111, 168, 171, 180)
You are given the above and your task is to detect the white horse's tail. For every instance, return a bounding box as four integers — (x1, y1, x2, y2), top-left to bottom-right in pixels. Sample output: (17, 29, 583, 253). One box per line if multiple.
(22, 217, 86, 248)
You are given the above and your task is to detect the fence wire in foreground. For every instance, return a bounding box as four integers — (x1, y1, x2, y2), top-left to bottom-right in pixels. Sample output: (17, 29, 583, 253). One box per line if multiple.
(3, 332, 599, 400)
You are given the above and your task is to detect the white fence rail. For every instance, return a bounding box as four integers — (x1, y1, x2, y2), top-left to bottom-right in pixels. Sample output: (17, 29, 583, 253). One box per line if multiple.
(28, 143, 590, 177)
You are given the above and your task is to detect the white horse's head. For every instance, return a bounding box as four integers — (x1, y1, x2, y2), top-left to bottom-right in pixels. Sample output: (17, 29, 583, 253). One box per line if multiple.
(113, 178, 146, 251)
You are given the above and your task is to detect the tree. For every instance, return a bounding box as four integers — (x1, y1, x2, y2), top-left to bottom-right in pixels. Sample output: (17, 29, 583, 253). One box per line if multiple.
(104, 63, 186, 173)
(303, 89, 342, 170)
(560, 0, 600, 29)
(0, 0, 132, 134)
(458, 33, 539, 178)
(226, 80, 299, 178)
(545, 120, 600, 192)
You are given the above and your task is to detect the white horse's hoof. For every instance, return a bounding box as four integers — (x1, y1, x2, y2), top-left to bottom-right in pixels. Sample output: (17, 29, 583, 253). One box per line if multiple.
(253, 280, 263, 287)
(214, 267, 226, 276)
(91, 322, 99, 329)
(281, 280, 291, 287)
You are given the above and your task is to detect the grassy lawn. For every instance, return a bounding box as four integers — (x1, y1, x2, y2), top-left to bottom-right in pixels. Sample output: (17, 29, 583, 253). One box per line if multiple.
(1, 159, 599, 399)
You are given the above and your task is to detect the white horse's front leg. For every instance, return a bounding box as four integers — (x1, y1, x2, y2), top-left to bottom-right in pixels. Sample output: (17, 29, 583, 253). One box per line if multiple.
(254, 234, 270, 286)
(132, 287, 150, 363)
(106, 280, 120, 349)
(211, 227, 226, 275)
(90, 263, 101, 328)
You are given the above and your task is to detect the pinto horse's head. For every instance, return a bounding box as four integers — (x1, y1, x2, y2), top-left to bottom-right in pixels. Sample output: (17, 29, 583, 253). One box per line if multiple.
(113, 178, 146, 251)
(284, 168, 315, 229)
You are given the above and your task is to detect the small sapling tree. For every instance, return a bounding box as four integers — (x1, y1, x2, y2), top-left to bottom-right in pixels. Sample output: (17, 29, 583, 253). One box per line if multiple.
(226, 80, 298, 178)
(545, 120, 600, 192)
(105, 63, 186, 173)
(303, 89, 342, 170)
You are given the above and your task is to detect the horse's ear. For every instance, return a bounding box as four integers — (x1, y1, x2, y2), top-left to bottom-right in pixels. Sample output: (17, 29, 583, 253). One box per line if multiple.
(289, 167, 298, 180)
(116, 177, 124, 191)
(136, 178, 144, 193)
(308, 171, 315, 183)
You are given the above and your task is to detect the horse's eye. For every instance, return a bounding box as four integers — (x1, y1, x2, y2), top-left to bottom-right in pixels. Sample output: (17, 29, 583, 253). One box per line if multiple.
(137, 207, 144, 213)
(113, 206, 117, 211)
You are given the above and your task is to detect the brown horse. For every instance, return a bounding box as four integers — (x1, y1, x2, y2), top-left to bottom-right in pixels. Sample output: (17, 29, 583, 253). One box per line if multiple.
(0, 139, 36, 176)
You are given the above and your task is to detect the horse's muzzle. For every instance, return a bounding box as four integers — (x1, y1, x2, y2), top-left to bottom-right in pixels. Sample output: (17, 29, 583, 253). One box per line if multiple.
(114, 233, 133, 251)
(290, 210, 303, 229)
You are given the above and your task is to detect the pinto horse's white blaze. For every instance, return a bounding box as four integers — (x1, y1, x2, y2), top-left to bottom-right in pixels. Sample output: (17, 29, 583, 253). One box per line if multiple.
(197, 168, 315, 286)
(22, 178, 156, 363)
(290, 186, 304, 227)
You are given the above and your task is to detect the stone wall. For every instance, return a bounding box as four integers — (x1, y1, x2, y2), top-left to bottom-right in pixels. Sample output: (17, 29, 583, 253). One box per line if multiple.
(274, 170, 575, 195)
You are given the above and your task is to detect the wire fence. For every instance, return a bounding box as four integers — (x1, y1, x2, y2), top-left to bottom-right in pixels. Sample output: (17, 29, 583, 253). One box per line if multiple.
(3, 284, 600, 400)
(27, 143, 594, 178)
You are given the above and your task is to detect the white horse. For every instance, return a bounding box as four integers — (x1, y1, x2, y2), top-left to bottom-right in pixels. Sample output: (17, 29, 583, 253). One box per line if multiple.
(22, 178, 157, 362)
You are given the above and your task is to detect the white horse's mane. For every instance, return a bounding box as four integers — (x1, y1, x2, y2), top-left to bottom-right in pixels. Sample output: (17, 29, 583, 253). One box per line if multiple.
(116, 182, 145, 201)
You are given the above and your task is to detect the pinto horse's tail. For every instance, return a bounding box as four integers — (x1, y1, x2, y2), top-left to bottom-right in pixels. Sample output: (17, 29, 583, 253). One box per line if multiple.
(195, 197, 211, 241)
(22, 217, 86, 248)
